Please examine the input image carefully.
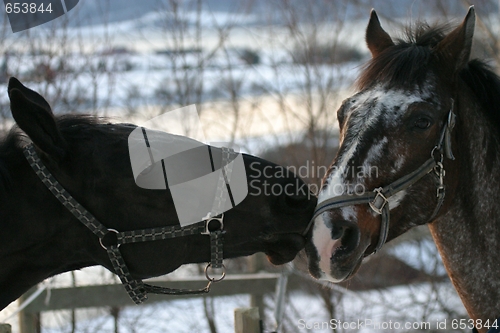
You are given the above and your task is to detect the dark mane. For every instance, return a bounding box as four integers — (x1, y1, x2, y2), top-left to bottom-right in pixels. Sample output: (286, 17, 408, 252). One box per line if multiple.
(0, 114, 133, 196)
(357, 22, 451, 90)
(460, 59, 500, 137)
(0, 128, 18, 194)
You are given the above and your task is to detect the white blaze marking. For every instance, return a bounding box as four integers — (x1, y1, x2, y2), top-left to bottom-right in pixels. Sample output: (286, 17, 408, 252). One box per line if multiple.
(311, 216, 343, 282)
(319, 86, 426, 205)
(363, 137, 388, 169)
(312, 86, 431, 279)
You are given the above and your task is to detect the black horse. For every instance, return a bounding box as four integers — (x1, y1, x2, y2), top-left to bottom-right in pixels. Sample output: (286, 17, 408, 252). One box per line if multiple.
(0, 78, 316, 310)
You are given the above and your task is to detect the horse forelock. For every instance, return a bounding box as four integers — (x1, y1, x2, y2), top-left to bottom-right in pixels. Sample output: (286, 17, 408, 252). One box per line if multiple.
(356, 23, 450, 91)
(357, 20, 500, 143)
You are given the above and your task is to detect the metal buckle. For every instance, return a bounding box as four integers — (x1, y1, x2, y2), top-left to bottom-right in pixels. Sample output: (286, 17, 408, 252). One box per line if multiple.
(202, 214, 224, 235)
(369, 188, 388, 215)
(434, 161, 446, 198)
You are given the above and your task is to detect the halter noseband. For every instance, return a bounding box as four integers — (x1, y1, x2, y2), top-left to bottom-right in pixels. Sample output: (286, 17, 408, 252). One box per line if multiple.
(307, 102, 456, 254)
(24, 144, 236, 305)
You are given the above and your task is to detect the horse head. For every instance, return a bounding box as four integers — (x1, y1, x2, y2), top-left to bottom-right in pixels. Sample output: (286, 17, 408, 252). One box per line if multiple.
(305, 8, 475, 282)
(0, 78, 316, 309)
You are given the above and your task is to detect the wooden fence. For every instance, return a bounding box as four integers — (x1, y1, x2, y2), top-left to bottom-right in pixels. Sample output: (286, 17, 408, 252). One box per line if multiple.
(17, 273, 303, 333)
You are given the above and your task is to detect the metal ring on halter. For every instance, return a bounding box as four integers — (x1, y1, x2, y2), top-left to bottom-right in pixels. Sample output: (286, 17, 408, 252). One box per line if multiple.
(202, 214, 224, 235)
(204, 263, 226, 282)
(431, 146, 444, 164)
(99, 229, 120, 250)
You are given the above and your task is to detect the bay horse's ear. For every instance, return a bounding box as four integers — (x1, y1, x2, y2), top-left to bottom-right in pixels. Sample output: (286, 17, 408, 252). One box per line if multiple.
(8, 77, 67, 160)
(366, 9, 394, 58)
(435, 6, 475, 74)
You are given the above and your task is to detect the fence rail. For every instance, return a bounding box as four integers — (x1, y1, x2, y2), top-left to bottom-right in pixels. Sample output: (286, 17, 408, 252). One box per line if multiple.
(16, 273, 304, 333)
(22, 273, 303, 313)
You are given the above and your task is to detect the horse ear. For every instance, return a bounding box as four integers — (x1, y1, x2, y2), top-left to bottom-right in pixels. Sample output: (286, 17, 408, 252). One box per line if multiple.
(8, 77, 67, 160)
(366, 9, 394, 58)
(435, 6, 475, 74)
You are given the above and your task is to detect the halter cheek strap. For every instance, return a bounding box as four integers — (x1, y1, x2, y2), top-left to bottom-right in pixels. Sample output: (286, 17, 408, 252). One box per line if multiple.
(307, 103, 456, 255)
(24, 144, 235, 304)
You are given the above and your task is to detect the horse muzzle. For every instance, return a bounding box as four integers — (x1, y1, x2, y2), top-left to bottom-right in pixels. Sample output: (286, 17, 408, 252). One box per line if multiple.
(306, 215, 370, 282)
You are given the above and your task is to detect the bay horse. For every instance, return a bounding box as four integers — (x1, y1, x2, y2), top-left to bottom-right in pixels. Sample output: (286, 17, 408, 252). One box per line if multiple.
(305, 7, 500, 332)
(0, 77, 316, 310)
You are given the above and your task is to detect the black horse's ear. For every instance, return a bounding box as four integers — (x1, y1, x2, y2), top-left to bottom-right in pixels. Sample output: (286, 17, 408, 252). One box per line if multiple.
(436, 6, 475, 74)
(8, 77, 67, 160)
(366, 9, 394, 58)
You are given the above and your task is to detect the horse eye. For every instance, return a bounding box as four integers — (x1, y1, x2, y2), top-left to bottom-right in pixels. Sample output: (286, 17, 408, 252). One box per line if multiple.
(414, 117, 432, 129)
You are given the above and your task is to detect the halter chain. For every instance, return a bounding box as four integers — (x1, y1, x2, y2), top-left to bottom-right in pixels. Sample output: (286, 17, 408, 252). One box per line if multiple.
(307, 103, 456, 255)
(24, 144, 236, 304)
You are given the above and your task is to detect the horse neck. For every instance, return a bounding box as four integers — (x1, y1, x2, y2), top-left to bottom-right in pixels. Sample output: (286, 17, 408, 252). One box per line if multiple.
(428, 95, 500, 326)
(0, 146, 192, 310)
(0, 149, 99, 310)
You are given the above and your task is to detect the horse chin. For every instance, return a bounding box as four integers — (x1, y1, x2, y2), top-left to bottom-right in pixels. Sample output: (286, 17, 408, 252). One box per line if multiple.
(264, 233, 306, 265)
(305, 233, 368, 282)
(327, 254, 363, 282)
(308, 254, 364, 283)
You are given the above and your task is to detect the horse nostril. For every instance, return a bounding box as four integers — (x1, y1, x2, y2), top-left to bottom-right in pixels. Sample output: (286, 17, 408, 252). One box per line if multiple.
(331, 225, 344, 240)
(326, 218, 355, 241)
(341, 225, 360, 254)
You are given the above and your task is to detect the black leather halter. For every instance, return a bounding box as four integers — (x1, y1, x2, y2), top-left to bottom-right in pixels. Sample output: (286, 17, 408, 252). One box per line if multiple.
(306, 103, 456, 254)
(24, 144, 234, 304)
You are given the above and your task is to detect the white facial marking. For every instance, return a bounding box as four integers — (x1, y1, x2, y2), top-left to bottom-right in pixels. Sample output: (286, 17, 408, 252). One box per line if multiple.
(362, 136, 388, 172)
(320, 86, 427, 205)
(312, 84, 437, 280)
(388, 189, 406, 210)
(341, 206, 356, 221)
(311, 216, 343, 282)
(394, 155, 405, 173)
